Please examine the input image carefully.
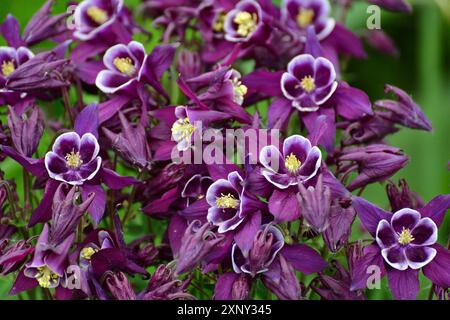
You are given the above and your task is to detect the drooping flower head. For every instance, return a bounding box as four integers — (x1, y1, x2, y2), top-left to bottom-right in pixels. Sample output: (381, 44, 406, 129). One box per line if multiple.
(260, 134, 321, 189)
(281, 54, 337, 111)
(376, 208, 437, 271)
(224, 0, 266, 43)
(282, 0, 335, 40)
(0, 46, 34, 85)
(232, 224, 284, 276)
(44, 132, 102, 186)
(74, 0, 124, 40)
(96, 41, 145, 94)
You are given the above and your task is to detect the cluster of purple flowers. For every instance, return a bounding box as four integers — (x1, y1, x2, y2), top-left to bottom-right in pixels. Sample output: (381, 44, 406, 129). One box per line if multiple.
(0, 0, 448, 301)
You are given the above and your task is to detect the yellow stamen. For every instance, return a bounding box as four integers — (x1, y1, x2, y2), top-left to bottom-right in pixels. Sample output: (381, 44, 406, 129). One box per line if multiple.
(86, 6, 109, 25)
(296, 8, 315, 27)
(171, 118, 195, 141)
(300, 75, 315, 92)
(213, 12, 226, 32)
(234, 11, 258, 37)
(1, 60, 15, 77)
(81, 247, 97, 260)
(113, 57, 135, 76)
(65, 150, 83, 169)
(397, 227, 415, 245)
(232, 77, 248, 104)
(35, 266, 60, 288)
(285, 153, 302, 174)
(216, 193, 240, 209)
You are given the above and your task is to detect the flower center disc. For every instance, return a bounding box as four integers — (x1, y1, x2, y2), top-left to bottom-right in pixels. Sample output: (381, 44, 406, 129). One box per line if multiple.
(397, 227, 415, 245)
(35, 266, 60, 288)
(232, 78, 248, 104)
(113, 57, 135, 76)
(65, 150, 83, 169)
(171, 118, 195, 141)
(300, 75, 315, 92)
(87, 6, 109, 25)
(213, 12, 226, 32)
(285, 153, 302, 174)
(216, 193, 240, 209)
(1, 60, 15, 77)
(296, 8, 315, 27)
(81, 247, 98, 260)
(234, 11, 258, 37)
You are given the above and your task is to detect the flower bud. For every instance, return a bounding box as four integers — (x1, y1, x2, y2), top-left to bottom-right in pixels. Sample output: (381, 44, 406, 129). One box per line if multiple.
(323, 199, 356, 253)
(262, 255, 301, 300)
(386, 179, 424, 212)
(106, 272, 136, 300)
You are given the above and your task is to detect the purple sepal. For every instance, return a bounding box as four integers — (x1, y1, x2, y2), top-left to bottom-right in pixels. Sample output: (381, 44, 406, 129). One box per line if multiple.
(281, 244, 327, 274)
(387, 268, 419, 300)
(351, 196, 391, 236)
(74, 104, 99, 139)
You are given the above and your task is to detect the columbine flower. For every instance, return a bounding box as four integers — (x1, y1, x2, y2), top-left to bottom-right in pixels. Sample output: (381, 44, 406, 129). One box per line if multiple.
(232, 224, 284, 276)
(171, 106, 196, 152)
(224, 0, 267, 43)
(376, 208, 437, 271)
(281, 54, 337, 111)
(44, 131, 102, 186)
(259, 134, 321, 189)
(74, 0, 124, 40)
(0, 46, 34, 85)
(95, 41, 144, 94)
(281, 0, 335, 40)
(206, 171, 250, 233)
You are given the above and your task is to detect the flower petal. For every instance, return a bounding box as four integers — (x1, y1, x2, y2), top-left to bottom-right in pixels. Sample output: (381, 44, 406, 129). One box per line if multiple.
(314, 57, 336, 87)
(79, 133, 100, 163)
(381, 246, 408, 271)
(259, 145, 285, 173)
(391, 208, 420, 233)
(297, 146, 321, 181)
(283, 134, 312, 163)
(287, 54, 315, 80)
(281, 72, 303, 100)
(375, 219, 397, 249)
(44, 152, 68, 176)
(411, 217, 437, 246)
(52, 132, 80, 157)
(95, 70, 135, 94)
(405, 246, 436, 269)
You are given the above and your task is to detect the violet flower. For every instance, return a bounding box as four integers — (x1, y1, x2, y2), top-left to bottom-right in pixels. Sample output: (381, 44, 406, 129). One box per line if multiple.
(281, 54, 337, 111)
(351, 195, 450, 299)
(44, 131, 102, 186)
(281, 0, 335, 41)
(259, 134, 321, 189)
(0, 46, 34, 88)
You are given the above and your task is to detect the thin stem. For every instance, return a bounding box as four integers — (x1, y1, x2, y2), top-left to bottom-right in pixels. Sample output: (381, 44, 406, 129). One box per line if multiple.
(122, 171, 143, 225)
(61, 87, 74, 126)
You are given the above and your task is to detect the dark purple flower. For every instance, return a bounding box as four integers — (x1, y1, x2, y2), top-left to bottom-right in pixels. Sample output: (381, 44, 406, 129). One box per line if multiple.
(7, 105, 44, 157)
(96, 41, 145, 94)
(336, 144, 408, 191)
(103, 112, 152, 170)
(224, 0, 267, 43)
(297, 174, 331, 232)
(364, 29, 399, 57)
(175, 220, 223, 275)
(232, 224, 285, 276)
(376, 208, 437, 271)
(323, 199, 356, 252)
(0, 240, 33, 275)
(0, 46, 34, 86)
(386, 179, 424, 212)
(206, 171, 252, 233)
(281, 0, 335, 41)
(259, 134, 321, 189)
(106, 271, 136, 300)
(374, 84, 432, 131)
(74, 0, 124, 41)
(44, 131, 102, 186)
(261, 254, 301, 300)
(281, 54, 337, 111)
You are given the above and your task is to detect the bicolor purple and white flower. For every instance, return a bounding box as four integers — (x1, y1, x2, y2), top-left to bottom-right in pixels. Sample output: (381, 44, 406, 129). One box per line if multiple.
(232, 224, 284, 276)
(206, 171, 252, 233)
(376, 208, 437, 270)
(224, 0, 265, 43)
(96, 41, 145, 94)
(74, 0, 124, 40)
(281, 0, 335, 41)
(44, 131, 102, 186)
(171, 106, 196, 152)
(259, 135, 321, 189)
(0, 46, 34, 86)
(281, 54, 337, 112)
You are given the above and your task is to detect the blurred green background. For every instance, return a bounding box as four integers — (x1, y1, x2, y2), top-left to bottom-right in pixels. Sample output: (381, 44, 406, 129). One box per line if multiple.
(0, 0, 449, 300)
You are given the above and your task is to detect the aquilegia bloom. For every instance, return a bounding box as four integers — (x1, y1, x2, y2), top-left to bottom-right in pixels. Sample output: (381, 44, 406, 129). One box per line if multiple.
(260, 134, 321, 189)
(44, 132, 102, 186)
(281, 54, 337, 111)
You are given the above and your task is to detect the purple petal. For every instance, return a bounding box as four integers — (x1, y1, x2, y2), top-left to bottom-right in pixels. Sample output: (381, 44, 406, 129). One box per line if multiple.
(418, 194, 450, 227)
(314, 57, 336, 87)
(268, 188, 301, 222)
(281, 244, 327, 274)
(422, 244, 450, 288)
(351, 196, 392, 236)
(205, 179, 238, 206)
(404, 246, 436, 269)
(0, 15, 25, 48)
(81, 184, 106, 224)
(298, 146, 321, 181)
(168, 214, 187, 257)
(381, 246, 408, 271)
(100, 167, 137, 190)
(44, 152, 67, 175)
(95, 70, 135, 94)
(350, 244, 386, 290)
(79, 157, 102, 180)
(334, 85, 373, 120)
(260, 145, 285, 174)
(411, 218, 437, 246)
(283, 134, 312, 163)
(28, 179, 59, 227)
(267, 97, 294, 129)
(214, 272, 240, 300)
(0, 145, 46, 177)
(75, 104, 99, 139)
(391, 208, 420, 233)
(79, 133, 100, 163)
(52, 132, 81, 157)
(287, 54, 315, 80)
(387, 268, 419, 300)
(281, 72, 303, 99)
(234, 211, 261, 254)
(9, 269, 37, 296)
(375, 219, 397, 249)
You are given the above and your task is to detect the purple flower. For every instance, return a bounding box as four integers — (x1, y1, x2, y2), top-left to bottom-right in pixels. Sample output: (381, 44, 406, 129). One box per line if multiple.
(0, 46, 34, 86)
(259, 134, 321, 189)
(232, 224, 284, 276)
(223, 0, 267, 43)
(96, 41, 145, 94)
(206, 171, 252, 233)
(74, 0, 124, 41)
(281, 0, 335, 41)
(281, 54, 337, 111)
(376, 208, 438, 271)
(386, 179, 424, 212)
(106, 272, 136, 300)
(44, 131, 102, 186)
